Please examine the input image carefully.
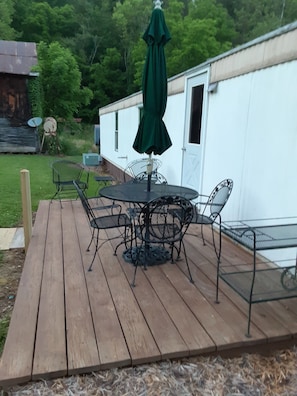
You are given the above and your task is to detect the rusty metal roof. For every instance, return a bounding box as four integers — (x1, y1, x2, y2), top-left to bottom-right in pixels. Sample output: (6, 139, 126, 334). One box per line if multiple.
(0, 40, 37, 76)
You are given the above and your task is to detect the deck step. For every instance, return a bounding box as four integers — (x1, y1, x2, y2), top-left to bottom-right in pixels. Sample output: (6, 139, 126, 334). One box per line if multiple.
(0, 228, 24, 250)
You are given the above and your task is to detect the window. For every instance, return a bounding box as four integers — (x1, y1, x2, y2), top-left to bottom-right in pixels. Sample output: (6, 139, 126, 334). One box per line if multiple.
(115, 111, 118, 151)
(189, 84, 204, 144)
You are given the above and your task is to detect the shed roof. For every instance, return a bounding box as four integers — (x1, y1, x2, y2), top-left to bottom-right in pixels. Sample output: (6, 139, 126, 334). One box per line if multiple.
(0, 40, 37, 76)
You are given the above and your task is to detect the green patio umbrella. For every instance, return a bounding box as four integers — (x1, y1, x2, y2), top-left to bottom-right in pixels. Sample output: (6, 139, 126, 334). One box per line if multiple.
(133, 0, 172, 190)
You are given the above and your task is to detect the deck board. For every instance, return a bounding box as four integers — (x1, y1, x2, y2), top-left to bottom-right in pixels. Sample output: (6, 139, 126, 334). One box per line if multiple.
(120, 262, 190, 360)
(98, 241, 161, 365)
(144, 266, 215, 355)
(73, 201, 131, 369)
(1, 199, 297, 387)
(32, 201, 67, 380)
(0, 200, 49, 385)
(62, 201, 100, 375)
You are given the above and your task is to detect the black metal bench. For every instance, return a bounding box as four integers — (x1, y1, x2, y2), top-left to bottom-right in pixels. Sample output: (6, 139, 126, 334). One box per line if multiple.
(217, 218, 297, 337)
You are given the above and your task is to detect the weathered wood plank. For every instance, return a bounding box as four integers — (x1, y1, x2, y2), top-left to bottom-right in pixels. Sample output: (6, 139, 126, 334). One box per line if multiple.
(161, 263, 247, 350)
(104, 214, 192, 360)
(96, 232, 161, 365)
(118, 257, 190, 360)
(72, 200, 131, 369)
(144, 265, 215, 355)
(2, 200, 297, 387)
(0, 200, 49, 386)
(32, 201, 67, 380)
(61, 201, 100, 375)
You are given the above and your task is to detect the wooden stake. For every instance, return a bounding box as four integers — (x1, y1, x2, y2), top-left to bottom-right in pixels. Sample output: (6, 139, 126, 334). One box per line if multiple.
(20, 169, 32, 253)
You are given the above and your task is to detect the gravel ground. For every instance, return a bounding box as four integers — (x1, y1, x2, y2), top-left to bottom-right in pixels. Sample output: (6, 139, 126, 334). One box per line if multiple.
(4, 347, 297, 395)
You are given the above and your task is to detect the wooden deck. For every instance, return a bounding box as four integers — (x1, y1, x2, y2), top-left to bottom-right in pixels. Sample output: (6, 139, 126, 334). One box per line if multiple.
(1, 199, 297, 387)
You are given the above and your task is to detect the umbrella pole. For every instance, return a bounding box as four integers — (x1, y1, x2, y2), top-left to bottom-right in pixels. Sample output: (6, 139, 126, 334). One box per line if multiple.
(147, 154, 153, 192)
(147, 173, 152, 192)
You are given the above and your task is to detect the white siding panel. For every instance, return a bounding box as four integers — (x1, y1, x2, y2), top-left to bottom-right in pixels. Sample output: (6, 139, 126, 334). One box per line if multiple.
(100, 91, 186, 184)
(205, 60, 297, 223)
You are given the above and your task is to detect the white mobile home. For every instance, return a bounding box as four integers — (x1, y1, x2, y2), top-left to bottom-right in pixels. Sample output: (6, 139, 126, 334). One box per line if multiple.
(99, 21, 297, 233)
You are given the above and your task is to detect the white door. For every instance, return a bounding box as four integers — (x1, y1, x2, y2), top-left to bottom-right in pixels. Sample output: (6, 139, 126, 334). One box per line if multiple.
(181, 72, 208, 193)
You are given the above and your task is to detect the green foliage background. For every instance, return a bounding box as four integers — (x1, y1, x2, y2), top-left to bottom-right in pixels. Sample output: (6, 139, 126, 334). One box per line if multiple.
(2, 0, 297, 122)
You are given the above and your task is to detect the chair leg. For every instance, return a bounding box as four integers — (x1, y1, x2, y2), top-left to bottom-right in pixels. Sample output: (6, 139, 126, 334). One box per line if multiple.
(131, 227, 141, 286)
(246, 303, 252, 338)
(181, 240, 194, 283)
(131, 245, 140, 287)
(215, 219, 222, 304)
(50, 190, 59, 203)
(51, 186, 63, 208)
(87, 228, 95, 252)
(201, 224, 206, 245)
(88, 229, 99, 272)
(114, 224, 133, 256)
(211, 216, 222, 263)
(131, 264, 138, 287)
(215, 263, 220, 304)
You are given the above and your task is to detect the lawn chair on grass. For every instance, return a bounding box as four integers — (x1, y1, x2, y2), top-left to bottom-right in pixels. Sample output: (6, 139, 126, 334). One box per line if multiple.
(51, 159, 89, 206)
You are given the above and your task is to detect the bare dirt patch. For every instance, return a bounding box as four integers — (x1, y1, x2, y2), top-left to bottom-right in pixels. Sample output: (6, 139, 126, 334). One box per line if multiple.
(0, 249, 24, 320)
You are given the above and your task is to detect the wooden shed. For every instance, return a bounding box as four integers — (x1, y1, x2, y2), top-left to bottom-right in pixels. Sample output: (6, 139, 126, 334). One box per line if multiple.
(0, 40, 39, 153)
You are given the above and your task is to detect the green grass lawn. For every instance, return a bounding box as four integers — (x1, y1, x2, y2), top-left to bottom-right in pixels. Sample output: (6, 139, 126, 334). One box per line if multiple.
(0, 154, 100, 227)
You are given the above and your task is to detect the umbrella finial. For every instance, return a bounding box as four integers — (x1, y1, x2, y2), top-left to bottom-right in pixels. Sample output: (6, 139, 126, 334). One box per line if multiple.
(154, 0, 163, 9)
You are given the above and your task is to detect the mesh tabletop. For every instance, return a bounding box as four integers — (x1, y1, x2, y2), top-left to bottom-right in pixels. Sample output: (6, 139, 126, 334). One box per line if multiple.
(222, 219, 297, 251)
(99, 183, 198, 204)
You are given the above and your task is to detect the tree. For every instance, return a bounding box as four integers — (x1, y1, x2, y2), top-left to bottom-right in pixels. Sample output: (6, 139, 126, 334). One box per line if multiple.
(86, 47, 126, 122)
(0, 0, 17, 40)
(68, 0, 117, 67)
(36, 41, 93, 119)
(164, 0, 236, 76)
(217, 0, 297, 45)
(112, 0, 152, 94)
(18, 2, 79, 43)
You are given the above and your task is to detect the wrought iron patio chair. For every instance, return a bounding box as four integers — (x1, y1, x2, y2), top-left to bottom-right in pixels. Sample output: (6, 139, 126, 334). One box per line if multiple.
(124, 158, 167, 220)
(188, 179, 233, 263)
(131, 195, 194, 287)
(125, 170, 168, 221)
(133, 171, 167, 184)
(51, 159, 89, 206)
(73, 181, 132, 272)
(124, 158, 162, 183)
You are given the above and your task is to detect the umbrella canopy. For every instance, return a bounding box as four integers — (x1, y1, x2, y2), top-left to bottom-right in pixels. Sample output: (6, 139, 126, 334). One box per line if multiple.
(133, 3, 172, 156)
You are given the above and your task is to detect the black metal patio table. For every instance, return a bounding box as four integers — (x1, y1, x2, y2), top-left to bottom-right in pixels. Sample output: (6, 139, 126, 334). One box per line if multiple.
(99, 182, 198, 204)
(100, 182, 198, 265)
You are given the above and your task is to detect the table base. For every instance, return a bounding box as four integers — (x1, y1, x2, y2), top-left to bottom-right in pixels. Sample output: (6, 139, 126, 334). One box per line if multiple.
(123, 245, 171, 266)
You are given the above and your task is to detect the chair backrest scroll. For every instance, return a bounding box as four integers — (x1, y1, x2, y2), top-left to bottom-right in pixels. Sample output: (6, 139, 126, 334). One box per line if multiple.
(207, 179, 233, 220)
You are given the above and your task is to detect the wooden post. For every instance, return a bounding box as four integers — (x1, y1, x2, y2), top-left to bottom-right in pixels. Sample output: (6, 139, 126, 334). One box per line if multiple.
(20, 169, 32, 253)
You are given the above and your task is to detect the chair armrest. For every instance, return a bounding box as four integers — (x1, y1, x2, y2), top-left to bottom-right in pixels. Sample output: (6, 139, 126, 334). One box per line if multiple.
(88, 197, 122, 214)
